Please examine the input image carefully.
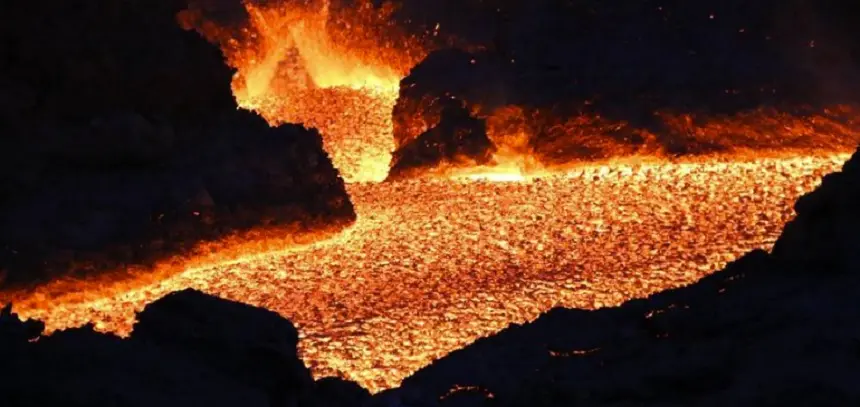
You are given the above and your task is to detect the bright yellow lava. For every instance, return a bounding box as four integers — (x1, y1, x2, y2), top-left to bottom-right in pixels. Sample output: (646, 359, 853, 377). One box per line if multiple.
(9, 152, 849, 392)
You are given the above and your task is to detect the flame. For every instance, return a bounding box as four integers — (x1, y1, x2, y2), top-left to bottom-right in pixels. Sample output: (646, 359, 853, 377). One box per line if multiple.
(234, 1, 408, 98)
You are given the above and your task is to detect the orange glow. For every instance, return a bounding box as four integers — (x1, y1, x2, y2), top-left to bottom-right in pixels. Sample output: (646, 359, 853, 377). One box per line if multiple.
(0, 220, 350, 316)
(480, 104, 860, 176)
(182, 0, 428, 182)
(388, 104, 860, 182)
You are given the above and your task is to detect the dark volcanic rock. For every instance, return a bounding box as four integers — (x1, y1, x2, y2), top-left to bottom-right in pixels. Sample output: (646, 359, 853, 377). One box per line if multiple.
(0, 303, 42, 348)
(313, 377, 373, 407)
(388, 50, 514, 176)
(772, 149, 860, 274)
(0, 290, 366, 407)
(392, 49, 513, 149)
(0, 0, 354, 288)
(0, 296, 269, 407)
(133, 289, 312, 406)
(0, 0, 235, 123)
(9, 327, 268, 407)
(391, 0, 860, 108)
(389, 101, 496, 179)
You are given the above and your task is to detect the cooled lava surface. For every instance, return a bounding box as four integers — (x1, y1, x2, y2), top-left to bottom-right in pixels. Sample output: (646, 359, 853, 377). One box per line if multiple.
(9, 152, 848, 391)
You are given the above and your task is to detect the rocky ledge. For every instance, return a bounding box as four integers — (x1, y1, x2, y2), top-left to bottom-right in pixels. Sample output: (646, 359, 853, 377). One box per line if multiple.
(0, 289, 370, 407)
(0, 0, 355, 288)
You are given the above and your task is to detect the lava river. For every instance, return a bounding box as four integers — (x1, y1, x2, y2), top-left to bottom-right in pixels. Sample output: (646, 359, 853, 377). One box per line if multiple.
(9, 152, 849, 391)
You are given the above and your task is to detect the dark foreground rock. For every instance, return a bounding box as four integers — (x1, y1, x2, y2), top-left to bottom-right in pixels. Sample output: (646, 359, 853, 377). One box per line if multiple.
(133, 288, 313, 404)
(0, 289, 369, 407)
(389, 101, 496, 179)
(0, 0, 354, 288)
(772, 150, 860, 274)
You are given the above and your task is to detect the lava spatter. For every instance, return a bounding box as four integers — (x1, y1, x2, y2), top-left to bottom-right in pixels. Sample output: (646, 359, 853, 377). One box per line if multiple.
(182, 0, 428, 182)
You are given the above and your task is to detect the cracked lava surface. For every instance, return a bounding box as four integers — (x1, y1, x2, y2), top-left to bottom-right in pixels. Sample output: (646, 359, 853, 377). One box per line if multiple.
(10, 152, 849, 392)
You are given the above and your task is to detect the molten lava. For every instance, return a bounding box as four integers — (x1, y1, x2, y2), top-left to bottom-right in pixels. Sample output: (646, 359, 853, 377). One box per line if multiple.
(181, 0, 428, 182)
(4, 153, 851, 392)
(6, 0, 860, 395)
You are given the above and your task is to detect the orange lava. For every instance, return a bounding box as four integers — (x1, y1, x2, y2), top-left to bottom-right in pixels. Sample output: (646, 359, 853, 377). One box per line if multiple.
(181, 0, 428, 182)
(7, 153, 850, 392)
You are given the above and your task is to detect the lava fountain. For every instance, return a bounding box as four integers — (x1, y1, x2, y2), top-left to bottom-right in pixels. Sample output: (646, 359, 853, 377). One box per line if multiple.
(180, 0, 429, 182)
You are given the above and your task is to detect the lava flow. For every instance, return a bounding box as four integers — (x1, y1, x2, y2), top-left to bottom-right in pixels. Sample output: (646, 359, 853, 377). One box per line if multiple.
(6, 0, 860, 394)
(180, 0, 428, 182)
(7, 153, 851, 391)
